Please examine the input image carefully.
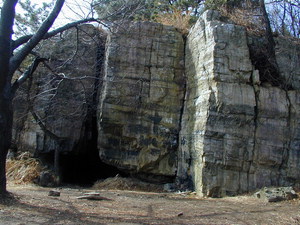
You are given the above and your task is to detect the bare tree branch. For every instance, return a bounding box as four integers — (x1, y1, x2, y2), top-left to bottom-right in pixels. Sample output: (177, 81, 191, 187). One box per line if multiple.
(11, 57, 47, 96)
(31, 110, 62, 141)
(9, 0, 65, 78)
(42, 61, 100, 81)
(12, 18, 99, 49)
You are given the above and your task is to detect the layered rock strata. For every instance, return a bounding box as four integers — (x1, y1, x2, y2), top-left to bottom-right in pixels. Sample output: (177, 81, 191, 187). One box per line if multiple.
(12, 11, 300, 196)
(177, 10, 300, 197)
(97, 22, 185, 181)
(13, 25, 105, 156)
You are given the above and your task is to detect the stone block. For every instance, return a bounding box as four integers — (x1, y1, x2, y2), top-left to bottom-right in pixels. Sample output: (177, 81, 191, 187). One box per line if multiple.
(98, 21, 185, 182)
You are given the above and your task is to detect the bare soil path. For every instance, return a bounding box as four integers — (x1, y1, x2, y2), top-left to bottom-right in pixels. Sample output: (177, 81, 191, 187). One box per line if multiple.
(0, 183, 299, 225)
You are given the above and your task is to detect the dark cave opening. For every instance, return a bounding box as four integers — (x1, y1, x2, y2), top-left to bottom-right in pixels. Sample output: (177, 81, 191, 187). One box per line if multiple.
(59, 150, 124, 186)
(38, 148, 126, 187)
(56, 31, 120, 187)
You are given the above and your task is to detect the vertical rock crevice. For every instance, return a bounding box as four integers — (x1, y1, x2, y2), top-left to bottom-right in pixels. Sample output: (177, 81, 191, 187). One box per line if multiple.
(175, 34, 189, 190)
(279, 89, 292, 184)
(249, 70, 260, 191)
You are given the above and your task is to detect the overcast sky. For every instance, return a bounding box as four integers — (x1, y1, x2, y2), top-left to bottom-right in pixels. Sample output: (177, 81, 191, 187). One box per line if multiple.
(16, 0, 95, 28)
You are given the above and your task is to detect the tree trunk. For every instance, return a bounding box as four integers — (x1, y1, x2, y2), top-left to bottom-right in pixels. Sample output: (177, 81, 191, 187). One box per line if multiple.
(0, 148, 8, 196)
(0, 86, 13, 196)
(54, 147, 61, 184)
(0, 0, 17, 198)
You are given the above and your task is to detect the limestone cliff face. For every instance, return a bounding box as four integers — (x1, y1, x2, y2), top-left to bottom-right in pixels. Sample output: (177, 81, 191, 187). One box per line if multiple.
(13, 25, 105, 156)
(97, 22, 185, 181)
(12, 11, 300, 195)
(275, 38, 300, 89)
(177, 10, 300, 197)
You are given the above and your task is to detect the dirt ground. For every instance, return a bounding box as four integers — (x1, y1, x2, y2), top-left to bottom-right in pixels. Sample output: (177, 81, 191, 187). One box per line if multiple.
(0, 183, 299, 225)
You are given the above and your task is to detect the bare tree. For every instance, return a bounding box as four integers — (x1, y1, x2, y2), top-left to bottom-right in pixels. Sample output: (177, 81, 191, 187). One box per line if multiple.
(0, 0, 99, 197)
(267, 0, 300, 38)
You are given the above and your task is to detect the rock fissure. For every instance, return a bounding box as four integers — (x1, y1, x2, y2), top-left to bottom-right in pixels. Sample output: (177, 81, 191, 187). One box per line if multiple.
(250, 77, 260, 191)
(279, 89, 292, 176)
(175, 35, 188, 185)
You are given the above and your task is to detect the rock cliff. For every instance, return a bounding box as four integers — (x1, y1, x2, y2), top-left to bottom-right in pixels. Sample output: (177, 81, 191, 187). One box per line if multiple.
(177, 11, 300, 196)
(97, 22, 185, 182)
(13, 25, 106, 177)
(12, 11, 300, 195)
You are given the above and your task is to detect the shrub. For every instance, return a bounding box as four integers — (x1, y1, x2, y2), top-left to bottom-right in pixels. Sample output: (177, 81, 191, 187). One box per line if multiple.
(155, 8, 192, 35)
(220, 6, 265, 35)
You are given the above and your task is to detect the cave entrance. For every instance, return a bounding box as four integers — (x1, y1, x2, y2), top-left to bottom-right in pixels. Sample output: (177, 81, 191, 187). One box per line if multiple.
(59, 149, 123, 186)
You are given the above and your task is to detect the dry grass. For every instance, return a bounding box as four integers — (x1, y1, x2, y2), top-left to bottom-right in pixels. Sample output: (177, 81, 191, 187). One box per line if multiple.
(155, 9, 191, 35)
(220, 7, 265, 35)
(93, 175, 164, 192)
(6, 152, 43, 184)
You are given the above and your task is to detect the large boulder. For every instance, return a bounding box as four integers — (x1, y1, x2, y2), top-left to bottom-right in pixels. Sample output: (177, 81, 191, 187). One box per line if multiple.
(178, 10, 300, 197)
(97, 22, 185, 182)
(13, 25, 106, 157)
(254, 187, 298, 202)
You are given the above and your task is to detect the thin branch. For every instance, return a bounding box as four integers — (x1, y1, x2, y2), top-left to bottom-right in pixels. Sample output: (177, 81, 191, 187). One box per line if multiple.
(9, 0, 65, 77)
(42, 61, 100, 81)
(13, 18, 101, 50)
(31, 110, 63, 141)
(56, 27, 80, 70)
(11, 57, 47, 96)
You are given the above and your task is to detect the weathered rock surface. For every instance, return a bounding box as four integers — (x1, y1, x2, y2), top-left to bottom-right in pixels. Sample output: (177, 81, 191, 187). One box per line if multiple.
(254, 186, 298, 202)
(97, 22, 185, 182)
(13, 25, 106, 156)
(38, 171, 59, 187)
(12, 11, 300, 195)
(275, 38, 300, 89)
(177, 10, 300, 197)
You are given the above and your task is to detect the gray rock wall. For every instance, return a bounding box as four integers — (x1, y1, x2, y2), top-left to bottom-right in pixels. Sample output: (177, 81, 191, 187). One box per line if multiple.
(13, 25, 105, 156)
(97, 22, 185, 181)
(178, 10, 300, 197)
(12, 11, 300, 195)
(276, 38, 300, 89)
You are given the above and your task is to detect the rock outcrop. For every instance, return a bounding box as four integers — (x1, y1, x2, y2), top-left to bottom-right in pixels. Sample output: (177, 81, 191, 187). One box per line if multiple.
(97, 22, 185, 182)
(254, 186, 298, 202)
(177, 10, 300, 197)
(275, 37, 300, 89)
(13, 25, 106, 157)
(12, 11, 300, 196)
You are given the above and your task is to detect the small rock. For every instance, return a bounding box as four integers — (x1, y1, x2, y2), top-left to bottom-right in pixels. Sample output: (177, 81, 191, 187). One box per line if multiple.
(76, 195, 112, 201)
(84, 192, 100, 196)
(164, 183, 175, 192)
(48, 190, 60, 197)
(177, 212, 183, 217)
(254, 186, 298, 202)
(37, 171, 59, 187)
